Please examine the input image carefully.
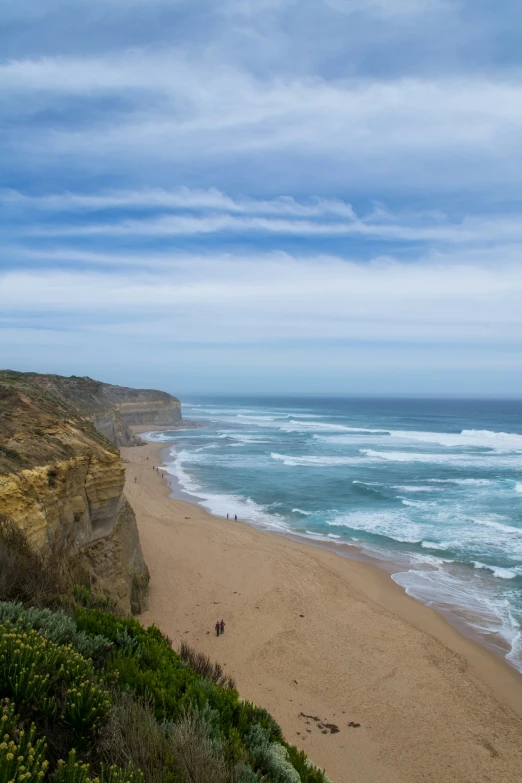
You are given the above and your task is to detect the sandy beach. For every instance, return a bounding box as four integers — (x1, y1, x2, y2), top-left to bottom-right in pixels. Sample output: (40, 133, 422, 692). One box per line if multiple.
(122, 439, 522, 783)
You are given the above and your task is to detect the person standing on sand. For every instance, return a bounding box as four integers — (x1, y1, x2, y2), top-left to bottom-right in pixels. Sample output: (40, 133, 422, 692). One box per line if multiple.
(220, 619, 225, 635)
(215, 620, 220, 637)
(227, 513, 229, 520)
(234, 514, 237, 521)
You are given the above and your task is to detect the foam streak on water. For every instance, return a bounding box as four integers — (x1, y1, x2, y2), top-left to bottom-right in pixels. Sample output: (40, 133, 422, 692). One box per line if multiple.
(145, 396, 522, 673)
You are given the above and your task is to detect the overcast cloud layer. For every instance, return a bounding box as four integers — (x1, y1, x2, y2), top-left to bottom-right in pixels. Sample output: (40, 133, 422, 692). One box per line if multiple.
(1, 0, 522, 394)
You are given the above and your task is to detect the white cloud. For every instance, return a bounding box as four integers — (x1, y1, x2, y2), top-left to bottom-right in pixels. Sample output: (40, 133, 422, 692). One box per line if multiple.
(1, 254, 521, 345)
(8, 186, 522, 247)
(2, 52, 522, 192)
(0, 187, 356, 219)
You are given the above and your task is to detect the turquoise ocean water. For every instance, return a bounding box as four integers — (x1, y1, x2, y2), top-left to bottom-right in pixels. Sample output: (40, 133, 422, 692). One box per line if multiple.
(146, 396, 522, 673)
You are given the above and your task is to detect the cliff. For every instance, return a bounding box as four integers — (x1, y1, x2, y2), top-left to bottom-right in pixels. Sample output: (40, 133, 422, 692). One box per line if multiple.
(12, 372, 182, 447)
(0, 371, 149, 613)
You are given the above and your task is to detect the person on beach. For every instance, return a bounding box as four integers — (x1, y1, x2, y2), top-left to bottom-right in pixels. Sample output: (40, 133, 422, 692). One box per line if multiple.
(215, 620, 220, 637)
(227, 513, 229, 520)
(220, 619, 225, 635)
(234, 514, 237, 521)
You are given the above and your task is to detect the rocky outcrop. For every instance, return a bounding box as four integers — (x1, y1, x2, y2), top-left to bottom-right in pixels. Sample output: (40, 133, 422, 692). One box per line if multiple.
(16, 372, 182, 447)
(0, 371, 149, 614)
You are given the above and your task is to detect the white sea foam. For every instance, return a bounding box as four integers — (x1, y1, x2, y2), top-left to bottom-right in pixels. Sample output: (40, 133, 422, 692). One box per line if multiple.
(281, 420, 387, 434)
(400, 498, 432, 508)
(326, 510, 424, 545)
(516, 482, 522, 493)
(393, 485, 440, 492)
(472, 518, 522, 537)
(421, 541, 450, 551)
(292, 508, 312, 516)
(391, 567, 522, 671)
(163, 450, 290, 531)
(390, 428, 522, 451)
(361, 449, 522, 467)
(315, 427, 522, 451)
(427, 478, 494, 486)
(271, 452, 362, 466)
(473, 562, 519, 580)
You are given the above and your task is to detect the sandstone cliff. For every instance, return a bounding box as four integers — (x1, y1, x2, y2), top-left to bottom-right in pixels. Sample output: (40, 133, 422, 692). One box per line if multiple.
(16, 372, 182, 447)
(0, 371, 149, 614)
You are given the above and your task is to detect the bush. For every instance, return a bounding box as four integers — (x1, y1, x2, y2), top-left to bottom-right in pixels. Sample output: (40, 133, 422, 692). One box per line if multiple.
(0, 701, 49, 782)
(246, 725, 300, 783)
(0, 621, 111, 751)
(98, 689, 174, 783)
(179, 641, 236, 690)
(55, 750, 145, 783)
(170, 711, 230, 783)
(0, 602, 110, 662)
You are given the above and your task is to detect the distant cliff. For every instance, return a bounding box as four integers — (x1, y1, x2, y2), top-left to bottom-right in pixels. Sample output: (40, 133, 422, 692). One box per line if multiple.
(9, 372, 182, 447)
(0, 371, 150, 613)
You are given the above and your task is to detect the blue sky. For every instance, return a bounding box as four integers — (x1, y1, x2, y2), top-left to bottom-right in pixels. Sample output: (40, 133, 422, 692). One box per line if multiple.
(1, 0, 522, 396)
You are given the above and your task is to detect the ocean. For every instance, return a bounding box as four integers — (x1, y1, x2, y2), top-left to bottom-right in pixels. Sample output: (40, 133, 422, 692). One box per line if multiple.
(145, 396, 522, 673)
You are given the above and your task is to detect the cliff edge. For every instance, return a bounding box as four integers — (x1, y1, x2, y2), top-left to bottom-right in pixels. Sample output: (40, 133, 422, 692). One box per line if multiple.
(0, 370, 150, 613)
(15, 371, 182, 447)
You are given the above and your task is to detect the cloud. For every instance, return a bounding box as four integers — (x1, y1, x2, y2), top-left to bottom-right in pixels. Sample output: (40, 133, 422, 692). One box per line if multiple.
(2, 0, 522, 393)
(6, 186, 522, 248)
(2, 51, 521, 196)
(2, 252, 521, 346)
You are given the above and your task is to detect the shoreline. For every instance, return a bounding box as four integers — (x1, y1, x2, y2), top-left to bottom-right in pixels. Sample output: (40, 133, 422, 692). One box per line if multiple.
(155, 437, 519, 674)
(123, 439, 522, 783)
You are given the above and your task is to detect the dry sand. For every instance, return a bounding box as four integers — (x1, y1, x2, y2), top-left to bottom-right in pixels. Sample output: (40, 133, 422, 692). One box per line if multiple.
(122, 440, 522, 783)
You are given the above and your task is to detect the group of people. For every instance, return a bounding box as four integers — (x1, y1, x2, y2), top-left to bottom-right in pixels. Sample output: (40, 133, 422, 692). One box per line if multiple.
(215, 619, 226, 636)
(226, 513, 238, 521)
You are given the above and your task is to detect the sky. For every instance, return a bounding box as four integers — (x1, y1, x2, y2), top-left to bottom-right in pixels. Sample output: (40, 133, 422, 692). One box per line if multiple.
(1, 0, 522, 397)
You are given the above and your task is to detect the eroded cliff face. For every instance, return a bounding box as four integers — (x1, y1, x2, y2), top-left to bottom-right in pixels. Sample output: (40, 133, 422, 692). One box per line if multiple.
(0, 372, 149, 613)
(18, 372, 182, 447)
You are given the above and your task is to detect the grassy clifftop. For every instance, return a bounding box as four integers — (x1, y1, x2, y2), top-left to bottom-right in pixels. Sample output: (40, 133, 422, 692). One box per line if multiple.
(0, 370, 118, 475)
(0, 370, 182, 447)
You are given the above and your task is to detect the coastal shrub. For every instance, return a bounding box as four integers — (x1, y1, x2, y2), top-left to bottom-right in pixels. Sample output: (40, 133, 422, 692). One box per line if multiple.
(98, 689, 174, 783)
(169, 711, 230, 783)
(179, 641, 236, 690)
(234, 765, 263, 783)
(285, 748, 332, 783)
(0, 701, 49, 782)
(0, 602, 110, 661)
(245, 725, 301, 783)
(72, 586, 112, 613)
(55, 750, 145, 783)
(0, 621, 111, 751)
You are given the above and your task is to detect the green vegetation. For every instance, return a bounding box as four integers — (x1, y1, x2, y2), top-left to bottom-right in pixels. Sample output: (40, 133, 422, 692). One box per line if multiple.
(0, 598, 332, 783)
(0, 508, 332, 782)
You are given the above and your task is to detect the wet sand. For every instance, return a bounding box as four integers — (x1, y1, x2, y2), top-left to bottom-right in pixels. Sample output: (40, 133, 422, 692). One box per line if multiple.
(122, 440, 522, 783)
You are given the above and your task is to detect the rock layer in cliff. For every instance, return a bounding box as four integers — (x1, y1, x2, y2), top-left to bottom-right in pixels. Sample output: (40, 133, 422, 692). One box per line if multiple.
(0, 371, 149, 614)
